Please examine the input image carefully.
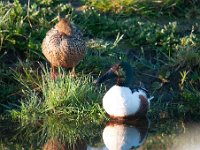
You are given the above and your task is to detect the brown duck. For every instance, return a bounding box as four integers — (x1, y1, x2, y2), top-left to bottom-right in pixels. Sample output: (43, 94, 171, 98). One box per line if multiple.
(42, 18, 86, 79)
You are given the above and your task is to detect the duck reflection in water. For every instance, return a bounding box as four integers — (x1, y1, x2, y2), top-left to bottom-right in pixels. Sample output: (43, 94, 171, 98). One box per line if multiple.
(102, 117, 150, 150)
(43, 138, 86, 150)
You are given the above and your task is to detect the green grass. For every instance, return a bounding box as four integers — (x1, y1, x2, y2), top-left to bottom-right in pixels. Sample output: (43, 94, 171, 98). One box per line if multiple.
(9, 65, 106, 124)
(84, 0, 200, 17)
(0, 1, 200, 149)
(0, 0, 200, 123)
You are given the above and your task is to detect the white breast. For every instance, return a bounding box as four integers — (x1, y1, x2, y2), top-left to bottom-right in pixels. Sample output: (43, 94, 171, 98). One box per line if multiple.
(103, 85, 147, 117)
(103, 123, 142, 150)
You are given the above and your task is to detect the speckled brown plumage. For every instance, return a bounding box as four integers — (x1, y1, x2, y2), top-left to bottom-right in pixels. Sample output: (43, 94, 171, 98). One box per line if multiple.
(42, 18, 86, 78)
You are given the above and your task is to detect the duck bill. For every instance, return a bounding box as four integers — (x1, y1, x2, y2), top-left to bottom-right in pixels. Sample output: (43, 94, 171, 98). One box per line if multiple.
(96, 69, 116, 84)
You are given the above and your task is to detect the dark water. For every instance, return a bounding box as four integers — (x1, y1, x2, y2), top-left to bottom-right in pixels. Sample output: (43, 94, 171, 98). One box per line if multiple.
(1, 117, 200, 150)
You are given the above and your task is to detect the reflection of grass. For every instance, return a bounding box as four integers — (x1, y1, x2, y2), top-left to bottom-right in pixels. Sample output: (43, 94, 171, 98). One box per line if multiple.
(42, 116, 105, 146)
(0, 116, 105, 149)
(143, 119, 183, 149)
(0, 117, 191, 150)
(143, 120, 200, 150)
(10, 64, 106, 123)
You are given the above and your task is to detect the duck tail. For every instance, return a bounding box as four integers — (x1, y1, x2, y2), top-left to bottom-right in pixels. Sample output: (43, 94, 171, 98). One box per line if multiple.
(147, 96, 154, 102)
(136, 86, 154, 102)
(131, 81, 154, 102)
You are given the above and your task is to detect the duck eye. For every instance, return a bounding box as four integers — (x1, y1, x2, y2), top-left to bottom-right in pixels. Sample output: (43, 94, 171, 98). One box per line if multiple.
(111, 65, 125, 77)
(117, 67, 125, 77)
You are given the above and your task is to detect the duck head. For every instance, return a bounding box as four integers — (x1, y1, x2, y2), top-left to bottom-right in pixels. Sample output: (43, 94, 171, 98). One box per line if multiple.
(96, 62, 133, 87)
(55, 18, 73, 36)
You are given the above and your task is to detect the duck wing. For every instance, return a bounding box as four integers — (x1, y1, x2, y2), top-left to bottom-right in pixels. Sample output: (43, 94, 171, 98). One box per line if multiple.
(130, 87, 154, 102)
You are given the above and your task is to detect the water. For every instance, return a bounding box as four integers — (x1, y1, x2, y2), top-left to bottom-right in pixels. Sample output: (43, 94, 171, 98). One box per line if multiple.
(1, 117, 200, 150)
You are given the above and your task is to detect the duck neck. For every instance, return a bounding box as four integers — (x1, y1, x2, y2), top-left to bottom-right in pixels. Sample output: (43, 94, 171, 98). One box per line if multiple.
(116, 74, 133, 88)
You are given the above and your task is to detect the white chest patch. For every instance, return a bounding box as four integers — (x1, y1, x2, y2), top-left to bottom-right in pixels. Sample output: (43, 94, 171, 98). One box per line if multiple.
(103, 85, 146, 117)
(103, 124, 142, 150)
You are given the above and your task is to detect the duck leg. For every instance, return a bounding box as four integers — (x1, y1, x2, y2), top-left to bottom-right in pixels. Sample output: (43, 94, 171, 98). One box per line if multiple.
(69, 67, 77, 77)
(52, 66, 57, 80)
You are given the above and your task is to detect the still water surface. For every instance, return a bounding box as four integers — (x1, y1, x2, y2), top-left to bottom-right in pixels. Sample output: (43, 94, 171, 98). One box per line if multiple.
(0, 117, 200, 150)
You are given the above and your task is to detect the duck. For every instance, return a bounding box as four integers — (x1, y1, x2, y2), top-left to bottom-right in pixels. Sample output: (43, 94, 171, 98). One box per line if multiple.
(96, 62, 154, 119)
(42, 18, 86, 79)
(103, 118, 149, 149)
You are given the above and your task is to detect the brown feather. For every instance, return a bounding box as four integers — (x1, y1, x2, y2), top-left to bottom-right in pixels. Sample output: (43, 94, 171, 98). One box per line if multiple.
(42, 18, 86, 70)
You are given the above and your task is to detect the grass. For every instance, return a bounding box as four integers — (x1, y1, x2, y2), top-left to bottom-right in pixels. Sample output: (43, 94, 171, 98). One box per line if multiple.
(0, 0, 199, 143)
(84, 0, 200, 17)
(9, 64, 106, 124)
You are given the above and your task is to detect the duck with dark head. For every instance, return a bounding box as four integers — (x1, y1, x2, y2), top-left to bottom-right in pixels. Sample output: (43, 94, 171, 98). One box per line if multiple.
(96, 62, 154, 119)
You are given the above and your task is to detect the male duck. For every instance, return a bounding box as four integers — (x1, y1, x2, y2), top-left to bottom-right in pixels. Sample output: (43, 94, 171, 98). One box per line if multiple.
(42, 18, 86, 79)
(103, 118, 149, 149)
(96, 62, 154, 119)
